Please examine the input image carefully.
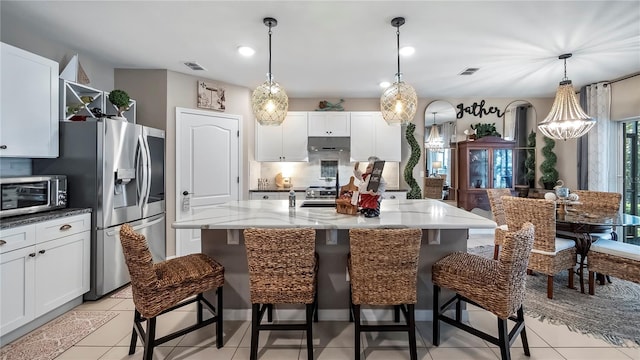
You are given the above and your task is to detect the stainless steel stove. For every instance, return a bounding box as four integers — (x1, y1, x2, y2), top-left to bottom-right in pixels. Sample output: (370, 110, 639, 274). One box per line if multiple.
(302, 186, 337, 207)
(305, 186, 337, 199)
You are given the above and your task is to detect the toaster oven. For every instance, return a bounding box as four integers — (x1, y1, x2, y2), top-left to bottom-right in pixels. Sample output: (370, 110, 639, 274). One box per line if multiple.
(0, 175, 67, 218)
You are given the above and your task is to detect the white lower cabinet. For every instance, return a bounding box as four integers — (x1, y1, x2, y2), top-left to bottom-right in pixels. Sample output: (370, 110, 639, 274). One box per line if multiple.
(0, 213, 90, 335)
(250, 192, 304, 200)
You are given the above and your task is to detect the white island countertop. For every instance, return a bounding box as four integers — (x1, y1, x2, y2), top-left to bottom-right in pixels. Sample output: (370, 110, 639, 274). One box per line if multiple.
(173, 199, 496, 230)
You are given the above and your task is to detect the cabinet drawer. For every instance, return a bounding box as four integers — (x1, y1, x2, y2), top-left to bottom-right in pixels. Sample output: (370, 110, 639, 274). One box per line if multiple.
(0, 225, 36, 254)
(35, 213, 91, 242)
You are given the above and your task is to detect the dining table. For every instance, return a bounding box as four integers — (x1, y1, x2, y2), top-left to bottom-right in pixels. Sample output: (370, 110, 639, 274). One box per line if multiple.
(556, 209, 640, 293)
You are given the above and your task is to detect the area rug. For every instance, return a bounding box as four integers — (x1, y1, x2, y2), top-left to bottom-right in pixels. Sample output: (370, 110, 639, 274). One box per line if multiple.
(469, 245, 640, 346)
(110, 284, 133, 299)
(0, 311, 117, 360)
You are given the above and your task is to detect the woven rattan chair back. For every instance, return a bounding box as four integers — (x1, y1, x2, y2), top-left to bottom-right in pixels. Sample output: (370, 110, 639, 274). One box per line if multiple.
(119, 224, 160, 311)
(349, 228, 422, 305)
(244, 228, 317, 305)
(486, 189, 512, 226)
(503, 197, 556, 253)
(424, 177, 445, 199)
(498, 223, 535, 316)
(573, 190, 621, 213)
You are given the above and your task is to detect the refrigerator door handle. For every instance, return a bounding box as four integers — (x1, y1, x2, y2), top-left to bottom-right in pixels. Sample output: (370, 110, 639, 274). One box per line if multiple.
(142, 132, 152, 208)
(137, 134, 150, 212)
(105, 215, 165, 236)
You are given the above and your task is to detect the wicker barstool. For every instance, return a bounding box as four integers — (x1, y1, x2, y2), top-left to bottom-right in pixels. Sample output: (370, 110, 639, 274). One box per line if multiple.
(588, 239, 640, 295)
(487, 189, 512, 259)
(432, 223, 535, 360)
(348, 228, 422, 360)
(503, 197, 576, 299)
(424, 177, 445, 199)
(119, 224, 224, 360)
(243, 228, 318, 360)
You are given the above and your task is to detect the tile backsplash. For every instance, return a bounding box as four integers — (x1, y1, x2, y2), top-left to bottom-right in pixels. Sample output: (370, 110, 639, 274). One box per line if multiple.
(257, 151, 400, 189)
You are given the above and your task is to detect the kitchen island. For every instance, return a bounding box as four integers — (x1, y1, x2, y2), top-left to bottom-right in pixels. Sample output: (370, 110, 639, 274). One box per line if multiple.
(172, 199, 495, 321)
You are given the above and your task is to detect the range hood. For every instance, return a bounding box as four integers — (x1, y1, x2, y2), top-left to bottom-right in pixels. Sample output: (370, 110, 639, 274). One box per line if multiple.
(308, 137, 350, 152)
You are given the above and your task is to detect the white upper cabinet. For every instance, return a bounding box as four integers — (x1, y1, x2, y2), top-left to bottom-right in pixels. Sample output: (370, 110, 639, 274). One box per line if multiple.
(350, 112, 401, 162)
(255, 112, 308, 162)
(308, 112, 350, 137)
(0, 42, 59, 158)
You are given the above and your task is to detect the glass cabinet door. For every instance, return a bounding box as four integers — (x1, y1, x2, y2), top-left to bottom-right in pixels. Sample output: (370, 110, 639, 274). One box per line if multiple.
(493, 148, 513, 188)
(469, 149, 488, 189)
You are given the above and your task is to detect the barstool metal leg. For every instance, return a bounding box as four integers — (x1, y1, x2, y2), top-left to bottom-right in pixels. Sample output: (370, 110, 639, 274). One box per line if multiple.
(432, 285, 441, 346)
(408, 304, 417, 360)
(353, 303, 361, 360)
(306, 303, 314, 360)
(217, 287, 224, 349)
(250, 304, 260, 360)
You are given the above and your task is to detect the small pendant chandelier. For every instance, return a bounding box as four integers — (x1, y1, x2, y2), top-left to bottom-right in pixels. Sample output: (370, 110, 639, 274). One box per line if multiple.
(251, 17, 289, 126)
(425, 112, 444, 150)
(538, 53, 595, 140)
(380, 17, 417, 126)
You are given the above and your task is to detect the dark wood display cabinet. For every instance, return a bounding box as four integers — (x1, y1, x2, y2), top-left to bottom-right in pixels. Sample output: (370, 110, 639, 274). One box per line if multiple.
(457, 136, 515, 211)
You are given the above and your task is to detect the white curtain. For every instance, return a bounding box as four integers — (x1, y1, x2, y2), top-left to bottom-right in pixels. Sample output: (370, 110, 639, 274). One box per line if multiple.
(441, 122, 456, 145)
(585, 82, 612, 191)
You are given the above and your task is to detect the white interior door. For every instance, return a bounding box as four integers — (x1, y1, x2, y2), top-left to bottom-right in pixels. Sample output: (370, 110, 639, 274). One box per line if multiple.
(176, 108, 240, 256)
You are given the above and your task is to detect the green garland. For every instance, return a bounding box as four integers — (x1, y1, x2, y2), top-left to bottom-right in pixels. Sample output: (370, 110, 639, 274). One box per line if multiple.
(404, 123, 422, 199)
(539, 136, 559, 187)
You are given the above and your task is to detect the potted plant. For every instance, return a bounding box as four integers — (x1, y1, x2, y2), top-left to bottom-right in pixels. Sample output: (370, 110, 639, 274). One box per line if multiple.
(539, 136, 559, 190)
(470, 123, 501, 139)
(108, 89, 130, 120)
(525, 130, 536, 187)
(404, 123, 422, 199)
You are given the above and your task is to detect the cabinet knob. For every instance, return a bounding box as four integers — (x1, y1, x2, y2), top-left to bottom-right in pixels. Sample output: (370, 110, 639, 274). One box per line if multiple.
(263, 195, 269, 199)
(389, 195, 396, 199)
(0, 145, 7, 149)
(0, 240, 6, 246)
(39, 249, 46, 254)
(59, 224, 72, 231)
(29, 253, 36, 257)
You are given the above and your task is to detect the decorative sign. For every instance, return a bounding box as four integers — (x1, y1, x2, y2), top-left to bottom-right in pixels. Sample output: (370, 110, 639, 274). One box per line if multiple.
(456, 100, 504, 119)
(197, 81, 226, 111)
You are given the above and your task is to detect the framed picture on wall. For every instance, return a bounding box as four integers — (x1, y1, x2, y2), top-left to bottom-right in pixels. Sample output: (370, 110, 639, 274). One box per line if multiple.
(197, 81, 226, 111)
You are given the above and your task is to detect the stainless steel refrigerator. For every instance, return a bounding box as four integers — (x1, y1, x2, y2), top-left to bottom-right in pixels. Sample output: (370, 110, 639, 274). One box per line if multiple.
(34, 118, 165, 300)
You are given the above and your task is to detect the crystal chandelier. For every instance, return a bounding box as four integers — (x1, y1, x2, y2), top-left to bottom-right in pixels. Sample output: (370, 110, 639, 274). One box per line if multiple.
(251, 17, 288, 126)
(380, 17, 417, 126)
(425, 112, 444, 150)
(538, 53, 595, 140)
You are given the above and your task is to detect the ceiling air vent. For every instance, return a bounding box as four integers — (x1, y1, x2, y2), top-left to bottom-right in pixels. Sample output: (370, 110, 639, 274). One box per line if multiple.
(459, 67, 479, 75)
(184, 61, 206, 71)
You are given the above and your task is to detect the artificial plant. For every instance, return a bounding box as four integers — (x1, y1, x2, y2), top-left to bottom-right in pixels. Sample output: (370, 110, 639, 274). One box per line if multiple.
(404, 123, 422, 199)
(470, 122, 501, 138)
(539, 136, 559, 189)
(524, 130, 536, 187)
(108, 89, 130, 117)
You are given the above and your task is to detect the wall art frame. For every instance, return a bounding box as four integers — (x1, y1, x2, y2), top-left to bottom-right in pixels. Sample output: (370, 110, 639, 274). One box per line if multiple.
(197, 80, 226, 111)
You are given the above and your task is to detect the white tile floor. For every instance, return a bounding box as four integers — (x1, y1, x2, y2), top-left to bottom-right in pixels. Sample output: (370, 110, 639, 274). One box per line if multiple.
(35, 231, 640, 359)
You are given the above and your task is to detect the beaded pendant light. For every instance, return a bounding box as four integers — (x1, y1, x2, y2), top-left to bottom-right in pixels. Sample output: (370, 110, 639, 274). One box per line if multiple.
(538, 53, 595, 140)
(251, 17, 289, 126)
(425, 112, 444, 150)
(380, 17, 417, 126)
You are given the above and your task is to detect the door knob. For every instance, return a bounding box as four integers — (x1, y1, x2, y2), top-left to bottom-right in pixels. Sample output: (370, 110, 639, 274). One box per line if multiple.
(183, 191, 190, 196)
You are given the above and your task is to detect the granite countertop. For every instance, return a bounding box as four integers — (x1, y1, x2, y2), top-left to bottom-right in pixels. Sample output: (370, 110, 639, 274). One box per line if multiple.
(173, 199, 495, 230)
(1, 208, 92, 230)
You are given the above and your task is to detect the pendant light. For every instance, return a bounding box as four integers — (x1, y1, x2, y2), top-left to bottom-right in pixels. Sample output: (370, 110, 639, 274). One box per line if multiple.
(425, 112, 444, 150)
(537, 53, 595, 140)
(380, 17, 417, 126)
(252, 17, 288, 126)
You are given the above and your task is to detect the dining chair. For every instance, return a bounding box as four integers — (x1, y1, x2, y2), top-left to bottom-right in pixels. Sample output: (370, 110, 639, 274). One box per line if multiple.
(243, 228, 318, 360)
(119, 224, 225, 360)
(424, 177, 445, 199)
(432, 223, 535, 360)
(503, 197, 576, 299)
(487, 189, 512, 259)
(571, 190, 622, 240)
(348, 228, 422, 360)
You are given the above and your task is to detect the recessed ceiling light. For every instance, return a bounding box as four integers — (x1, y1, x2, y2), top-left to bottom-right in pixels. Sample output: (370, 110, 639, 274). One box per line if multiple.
(379, 81, 391, 88)
(399, 46, 415, 56)
(237, 46, 255, 57)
